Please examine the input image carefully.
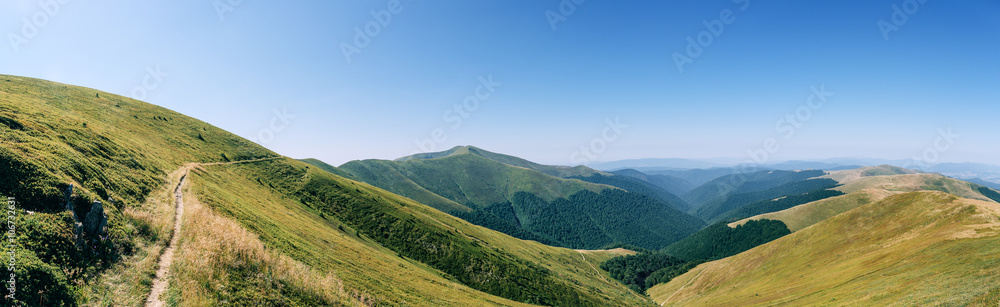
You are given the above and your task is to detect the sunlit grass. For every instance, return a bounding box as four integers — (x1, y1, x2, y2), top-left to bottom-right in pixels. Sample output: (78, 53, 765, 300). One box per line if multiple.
(650, 191, 1000, 306)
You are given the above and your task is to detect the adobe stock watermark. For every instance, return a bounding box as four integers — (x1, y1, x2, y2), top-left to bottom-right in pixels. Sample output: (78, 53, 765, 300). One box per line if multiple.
(7, 0, 71, 54)
(340, 0, 411, 64)
(214, 0, 246, 22)
(569, 117, 627, 165)
(672, 0, 750, 73)
(877, 0, 928, 41)
(412, 74, 501, 154)
(251, 107, 296, 145)
(545, 0, 588, 31)
(128, 65, 168, 101)
(4, 197, 15, 302)
(722, 84, 833, 189)
(745, 84, 833, 166)
(902, 127, 959, 169)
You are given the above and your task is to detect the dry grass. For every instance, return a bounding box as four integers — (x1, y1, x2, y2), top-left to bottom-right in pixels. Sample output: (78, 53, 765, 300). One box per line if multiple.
(651, 191, 1000, 306)
(729, 189, 890, 232)
(170, 176, 370, 306)
(730, 171, 994, 233)
(78, 167, 185, 306)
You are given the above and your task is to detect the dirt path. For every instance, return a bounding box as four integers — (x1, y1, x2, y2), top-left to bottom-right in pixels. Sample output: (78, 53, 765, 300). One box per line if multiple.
(578, 252, 604, 279)
(145, 156, 282, 306)
(145, 166, 188, 307)
(661, 267, 705, 306)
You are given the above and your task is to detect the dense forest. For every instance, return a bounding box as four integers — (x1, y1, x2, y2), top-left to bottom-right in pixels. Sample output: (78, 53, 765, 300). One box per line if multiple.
(714, 188, 845, 222)
(975, 185, 1000, 203)
(450, 202, 556, 245)
(599, 252, 686, 292)
(661, 219, 791, 261)
(694, 178, 840, 223)
(601, 219, 792, 292)
(452, 189, 704, 250)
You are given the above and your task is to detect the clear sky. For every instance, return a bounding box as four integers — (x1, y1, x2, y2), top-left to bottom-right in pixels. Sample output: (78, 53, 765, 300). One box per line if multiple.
(2, 0, 998, 166)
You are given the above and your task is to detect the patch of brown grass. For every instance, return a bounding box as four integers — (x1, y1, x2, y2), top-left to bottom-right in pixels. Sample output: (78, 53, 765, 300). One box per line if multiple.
(170, 177, 371, 306)
(78, 167, 183, 306)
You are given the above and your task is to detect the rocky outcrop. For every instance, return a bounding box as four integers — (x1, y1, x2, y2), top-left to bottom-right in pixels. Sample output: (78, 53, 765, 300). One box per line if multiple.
(82, 200, 107, 236)
(62, 184, 108, 248)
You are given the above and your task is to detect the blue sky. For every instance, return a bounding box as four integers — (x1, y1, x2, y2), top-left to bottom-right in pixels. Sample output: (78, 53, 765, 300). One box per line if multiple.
(2, 0, 998, 166)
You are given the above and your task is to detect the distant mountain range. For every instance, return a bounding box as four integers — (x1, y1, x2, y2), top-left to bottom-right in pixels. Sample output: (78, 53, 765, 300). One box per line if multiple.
(587, 157, 1000, 186)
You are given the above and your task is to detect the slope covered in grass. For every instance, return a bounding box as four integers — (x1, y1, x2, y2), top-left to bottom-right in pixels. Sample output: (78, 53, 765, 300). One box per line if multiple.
(396, 145, 605, 178)
(340, 151, 611, 209)
(194, 158, 651, 305)
(0, 75, 651, 306)
(730, 165, 1000, 232)
(650, 191, 1000, 306)
(0, 75, 275, 305)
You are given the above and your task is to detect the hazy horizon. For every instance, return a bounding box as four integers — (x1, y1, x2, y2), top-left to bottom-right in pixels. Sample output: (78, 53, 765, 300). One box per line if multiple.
(3, 1, 997, 166)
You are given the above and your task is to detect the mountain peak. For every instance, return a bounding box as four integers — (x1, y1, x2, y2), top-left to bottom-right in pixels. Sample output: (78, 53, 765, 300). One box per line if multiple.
(394, 145, 479, 161)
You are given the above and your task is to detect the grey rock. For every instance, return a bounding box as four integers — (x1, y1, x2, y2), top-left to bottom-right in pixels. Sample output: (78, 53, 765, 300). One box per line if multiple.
(83, 200, 107, 235)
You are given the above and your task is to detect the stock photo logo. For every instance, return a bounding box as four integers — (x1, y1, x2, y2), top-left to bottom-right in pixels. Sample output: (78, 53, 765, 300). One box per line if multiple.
(7, 0, 70, 54)
(672, 0, 750, 73)
(413, 74, 500, 154)
(340, 0, 411, 63)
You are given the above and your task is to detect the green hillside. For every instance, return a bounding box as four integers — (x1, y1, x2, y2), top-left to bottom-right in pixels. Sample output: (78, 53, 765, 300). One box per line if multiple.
(396, 145, 605, 178)
(340, 152, 610, 210)
(731, 165, 1000, 232)
(324, 158, 472, 213)
(338, 148, 705, 250)
(661, 219, 791, 261)
(650, 191, 1000, 305)
(298, 158, 355, 178)
(0, 75, 651, 306)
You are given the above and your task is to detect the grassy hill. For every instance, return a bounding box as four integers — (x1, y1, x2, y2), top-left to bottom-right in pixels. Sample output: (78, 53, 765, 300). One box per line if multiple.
(396, 145, 605, 178)
(650, 191, 1000, 305)
(340, 151, 611, 211)
(0, 75, 652, 306)
(730, 165, 1000, 232)
(187, 158, 649, 306)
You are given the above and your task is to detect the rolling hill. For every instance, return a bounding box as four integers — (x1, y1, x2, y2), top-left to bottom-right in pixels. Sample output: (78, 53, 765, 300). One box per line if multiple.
(730, 165, 1000, 232)
(337, 146, 704, 250)
(397, 145, 605, 178)
(339, 148, 611, 212)
(650, 191, 1000, 305)
(0, 75, 653, 306)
